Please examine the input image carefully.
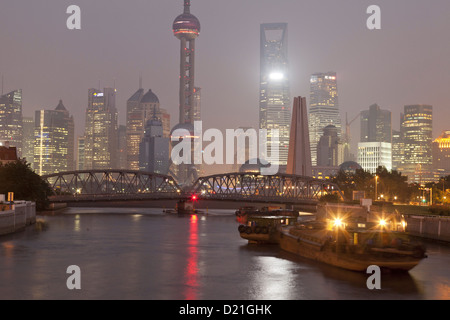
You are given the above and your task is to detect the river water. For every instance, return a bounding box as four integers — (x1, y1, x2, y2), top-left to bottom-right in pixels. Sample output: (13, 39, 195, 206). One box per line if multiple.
(0, 207, 449, 300)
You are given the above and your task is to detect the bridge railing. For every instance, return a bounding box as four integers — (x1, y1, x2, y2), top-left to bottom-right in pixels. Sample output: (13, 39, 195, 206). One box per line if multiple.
(191, 172, 344, 204)
(42, 170, 182, 201)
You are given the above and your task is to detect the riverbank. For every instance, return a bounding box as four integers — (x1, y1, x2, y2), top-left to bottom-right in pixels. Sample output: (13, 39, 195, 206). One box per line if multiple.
(0, 201, 36, 236)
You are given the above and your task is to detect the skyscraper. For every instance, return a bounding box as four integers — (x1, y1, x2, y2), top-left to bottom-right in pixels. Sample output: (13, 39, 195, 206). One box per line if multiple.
(34, 100, 74, 176)
(391, 129, 404, 170)
(126, 87, 169, 170)
(0, 89, 23, 156)
(76, 136, 85, 170)
(118, 125, 127, 169)
(432, 130, 450, 177)
(171, 0, 201, 184)
(317, 125, 344, 167)
(22, 116, 35, 167)
(357, 142, 392, 174)
(309, 72, 341, 166)
(401, 104, 433, 183)
(84, 88, 118, 170)
(259, 23, 291, 167)
(139, 119, 170, 174)
(360, 104, 392, 143)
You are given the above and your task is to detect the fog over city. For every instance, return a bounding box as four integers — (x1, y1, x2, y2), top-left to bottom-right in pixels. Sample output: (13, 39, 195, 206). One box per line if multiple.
(1, 0, 449, 149)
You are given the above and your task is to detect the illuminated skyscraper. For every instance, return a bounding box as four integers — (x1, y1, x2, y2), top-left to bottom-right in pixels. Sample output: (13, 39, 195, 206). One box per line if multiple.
(392, 129, 404, 170)
(139, 118, 170, 175)
(357, 142, 392, 174)
(401, 104, 433, 183)
(76, 136, 85, 170)
(432, 130, 450, 177)
(22, 116, 35, 167)
(34, 100, 74, 175)
(259, 23, 291, 167)
(126, 87, 170, 170)
(84, 88, 118, 170)
(0, 89, 23, 156)
(309, 72, 341, 166)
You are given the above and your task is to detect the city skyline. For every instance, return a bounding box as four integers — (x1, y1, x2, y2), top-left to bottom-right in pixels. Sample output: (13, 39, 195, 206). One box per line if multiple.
(1, 0, 449, 149)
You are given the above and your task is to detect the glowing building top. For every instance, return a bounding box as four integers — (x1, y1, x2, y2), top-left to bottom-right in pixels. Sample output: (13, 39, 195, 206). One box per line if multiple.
(173, 0, 200, 40)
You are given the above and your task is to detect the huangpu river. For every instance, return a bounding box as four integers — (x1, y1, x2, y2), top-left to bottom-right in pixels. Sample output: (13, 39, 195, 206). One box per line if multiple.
(0, 207, 449, 300)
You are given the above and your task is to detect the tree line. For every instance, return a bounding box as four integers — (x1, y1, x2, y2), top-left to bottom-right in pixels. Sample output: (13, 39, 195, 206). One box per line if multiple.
(330, 166, 450, 206)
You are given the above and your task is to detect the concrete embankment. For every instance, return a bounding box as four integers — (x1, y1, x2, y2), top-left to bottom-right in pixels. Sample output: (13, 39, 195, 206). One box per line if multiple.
(405, 215, 450, 243)
(0, 201, 36, 236)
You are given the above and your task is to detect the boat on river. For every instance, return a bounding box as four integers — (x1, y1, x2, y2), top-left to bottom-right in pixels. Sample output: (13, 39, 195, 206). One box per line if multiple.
(238, 203, 427, 272)
(278, 220, 426, 272)
(238, 215, 295, 244)
(236, 206, 298, 224)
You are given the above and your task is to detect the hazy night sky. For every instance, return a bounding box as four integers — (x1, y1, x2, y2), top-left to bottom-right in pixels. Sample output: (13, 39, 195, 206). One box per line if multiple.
(1, 0, 449, 152)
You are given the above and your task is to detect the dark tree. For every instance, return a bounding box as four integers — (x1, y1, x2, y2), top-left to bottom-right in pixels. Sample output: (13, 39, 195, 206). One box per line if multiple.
(0, 160, 53, 210)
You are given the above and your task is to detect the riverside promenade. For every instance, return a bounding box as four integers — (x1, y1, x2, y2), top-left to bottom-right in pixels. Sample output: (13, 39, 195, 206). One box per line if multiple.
(0, 201, 36, 236)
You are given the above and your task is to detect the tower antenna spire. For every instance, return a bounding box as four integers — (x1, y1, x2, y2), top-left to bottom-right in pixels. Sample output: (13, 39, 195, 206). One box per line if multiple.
(184, 0, 191, 14)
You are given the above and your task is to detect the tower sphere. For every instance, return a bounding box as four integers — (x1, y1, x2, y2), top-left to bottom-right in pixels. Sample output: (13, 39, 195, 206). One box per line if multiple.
(173, 13, 201, 40)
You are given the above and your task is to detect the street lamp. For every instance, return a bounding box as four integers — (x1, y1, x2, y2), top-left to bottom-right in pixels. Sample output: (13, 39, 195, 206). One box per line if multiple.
(374, 175, 378, 201)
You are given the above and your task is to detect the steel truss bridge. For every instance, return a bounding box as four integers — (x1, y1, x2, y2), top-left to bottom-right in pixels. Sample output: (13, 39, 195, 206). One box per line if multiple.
(42, 170, 344, 205)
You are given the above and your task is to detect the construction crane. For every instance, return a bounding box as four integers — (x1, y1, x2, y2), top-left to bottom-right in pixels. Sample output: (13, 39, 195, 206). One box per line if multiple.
(344, 112, 360, 145)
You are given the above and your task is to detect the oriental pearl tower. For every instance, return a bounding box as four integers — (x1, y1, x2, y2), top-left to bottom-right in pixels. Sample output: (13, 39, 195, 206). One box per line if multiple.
(170, 0, 201, 185)
(173, 0, 200, 125)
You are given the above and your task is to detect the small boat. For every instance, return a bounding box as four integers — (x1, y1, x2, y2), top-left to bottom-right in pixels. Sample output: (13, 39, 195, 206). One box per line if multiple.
(236, 206, 298, 223)
(238, 215, 295, 244)
(177, 200, 199, 215)
(278, 218, 427, 272)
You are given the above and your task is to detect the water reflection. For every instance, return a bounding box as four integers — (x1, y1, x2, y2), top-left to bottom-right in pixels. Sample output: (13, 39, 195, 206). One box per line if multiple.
(184, 215, 199, 300)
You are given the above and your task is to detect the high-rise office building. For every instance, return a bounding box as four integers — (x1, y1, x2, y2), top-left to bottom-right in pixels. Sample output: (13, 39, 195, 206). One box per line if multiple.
(34, 100, 74, 176)
(76, 136, 85, 170)
(139, 118, 170, 174)
(126, 88, 170, 170)
(317, 125, 344, 167)
(118, 125, 127, 169)
(432, 130, 450, 177)
(401, 104, 433, 183)
(391, 129, 404, 171)
(309, 72, 341, 166)
(0, 89, 23, 156)
(259, 23, 291, 168)
(22, 116, 35, 167)
(357, 142, 392, 174)
(84, 88, 118, 170)
(360, 104, 392, 143)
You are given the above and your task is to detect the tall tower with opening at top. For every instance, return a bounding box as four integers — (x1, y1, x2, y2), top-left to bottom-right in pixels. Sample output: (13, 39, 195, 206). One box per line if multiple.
(171, 0, 201, 185)
(173, 0, 200, 125)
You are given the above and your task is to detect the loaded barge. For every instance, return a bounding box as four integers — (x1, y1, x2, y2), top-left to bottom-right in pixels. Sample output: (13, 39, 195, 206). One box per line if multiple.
(238, 203, 427, 272)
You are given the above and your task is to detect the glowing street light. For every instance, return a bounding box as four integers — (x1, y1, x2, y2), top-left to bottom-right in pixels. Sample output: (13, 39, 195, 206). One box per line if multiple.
(374, 175, 378, 201)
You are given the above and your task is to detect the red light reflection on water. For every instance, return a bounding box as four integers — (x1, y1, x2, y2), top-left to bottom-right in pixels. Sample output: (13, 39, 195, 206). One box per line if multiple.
(184, 214, 199, 300)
